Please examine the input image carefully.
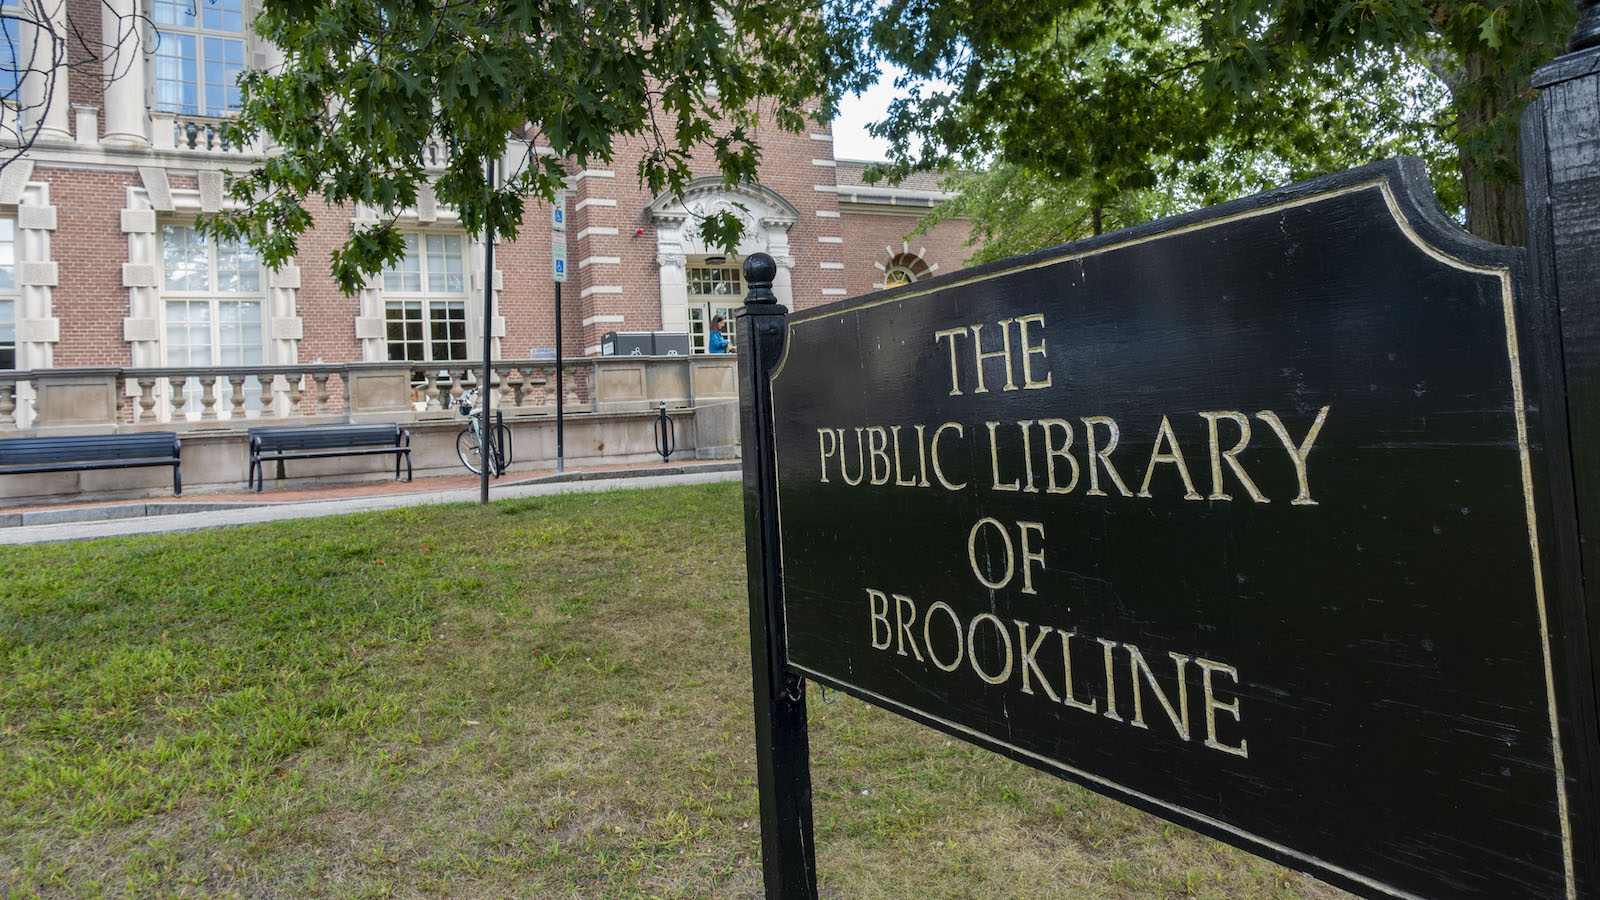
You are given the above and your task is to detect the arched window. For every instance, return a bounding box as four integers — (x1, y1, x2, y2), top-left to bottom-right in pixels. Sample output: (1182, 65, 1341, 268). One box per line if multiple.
(878, 250, 932, 290)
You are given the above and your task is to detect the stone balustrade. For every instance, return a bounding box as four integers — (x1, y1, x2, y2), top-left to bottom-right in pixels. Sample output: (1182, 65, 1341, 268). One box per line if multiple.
(0, 355, 742, 504)
(410, 362, 593, 416)
(148, 112, 263, 156)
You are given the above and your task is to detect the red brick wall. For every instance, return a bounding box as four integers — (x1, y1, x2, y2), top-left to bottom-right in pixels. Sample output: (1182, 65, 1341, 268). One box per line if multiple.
(293, 200, 363, 364)
(38, 166, 138, 366)
(564, 121, 849, 353)
(66, 0, 104, 135)
(840, 211, 973, 299)
(28, 115, 981, 368)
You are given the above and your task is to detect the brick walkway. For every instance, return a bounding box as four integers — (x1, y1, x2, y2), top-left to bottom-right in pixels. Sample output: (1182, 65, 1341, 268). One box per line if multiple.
(0, 460, 743, 544)
(3, 459, 739, 515)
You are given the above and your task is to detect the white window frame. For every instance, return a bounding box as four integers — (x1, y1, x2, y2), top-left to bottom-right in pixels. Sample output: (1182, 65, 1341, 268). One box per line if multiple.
(151, 0, 248, 117)
(0, 217, 15, 371)
(0, 0, 22, 101)
(381, 231, 470, 364)
(159, 223, 267, 415)
(686, 257, 743, 354)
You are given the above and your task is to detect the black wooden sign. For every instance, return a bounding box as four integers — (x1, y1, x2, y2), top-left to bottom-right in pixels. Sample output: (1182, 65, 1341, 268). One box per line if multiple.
(751, 159, 1595, 900)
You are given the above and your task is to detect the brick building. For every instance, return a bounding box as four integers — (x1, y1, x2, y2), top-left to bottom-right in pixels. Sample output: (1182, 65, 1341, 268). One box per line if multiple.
(0, 0, 973, 382)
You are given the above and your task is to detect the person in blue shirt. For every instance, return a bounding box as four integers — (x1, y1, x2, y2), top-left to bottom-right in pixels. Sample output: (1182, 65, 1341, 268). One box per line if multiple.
(708, 314, 729, 353)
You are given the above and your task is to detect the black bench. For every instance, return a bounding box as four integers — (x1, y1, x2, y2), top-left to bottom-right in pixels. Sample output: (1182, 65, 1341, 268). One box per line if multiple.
(248, 423, 412, 492)
(0, 432, 183, 496)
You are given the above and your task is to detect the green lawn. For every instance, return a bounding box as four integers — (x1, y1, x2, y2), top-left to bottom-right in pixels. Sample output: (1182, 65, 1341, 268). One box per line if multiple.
(0, 482, 1349, 899)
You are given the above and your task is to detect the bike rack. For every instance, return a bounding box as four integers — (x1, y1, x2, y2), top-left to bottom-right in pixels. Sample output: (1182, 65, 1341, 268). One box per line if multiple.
(495, 409, 511, 476)
(653, 401, 675, 462)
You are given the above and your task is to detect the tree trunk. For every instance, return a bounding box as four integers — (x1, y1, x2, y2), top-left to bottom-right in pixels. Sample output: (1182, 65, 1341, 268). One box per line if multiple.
(1458, 53, 1525, 246)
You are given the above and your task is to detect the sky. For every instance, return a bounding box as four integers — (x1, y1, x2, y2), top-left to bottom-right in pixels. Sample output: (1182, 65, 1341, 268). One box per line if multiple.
(831, 64, 952, 163)
(831, 77, 897, 162)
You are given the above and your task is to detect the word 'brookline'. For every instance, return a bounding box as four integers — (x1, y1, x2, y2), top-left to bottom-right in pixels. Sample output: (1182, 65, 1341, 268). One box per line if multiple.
(864, 588, 1249, 757)
(816, 409, 1330, 504)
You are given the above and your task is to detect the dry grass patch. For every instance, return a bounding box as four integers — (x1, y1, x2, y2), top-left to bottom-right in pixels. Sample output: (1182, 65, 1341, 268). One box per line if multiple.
(1, 482, 1350, 899)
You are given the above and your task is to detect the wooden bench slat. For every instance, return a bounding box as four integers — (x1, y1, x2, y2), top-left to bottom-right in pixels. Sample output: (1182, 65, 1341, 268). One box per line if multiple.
(247, 423, 411, 492)
(0, 432, 183, 496)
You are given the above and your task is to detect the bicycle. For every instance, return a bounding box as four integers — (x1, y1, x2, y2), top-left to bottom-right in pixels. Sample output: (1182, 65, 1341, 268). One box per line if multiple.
(455, 388, 512, 477)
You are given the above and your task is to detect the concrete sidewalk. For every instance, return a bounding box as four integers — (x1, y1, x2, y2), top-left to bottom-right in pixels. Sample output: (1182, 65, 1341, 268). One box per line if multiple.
(0, 462, 742, 545)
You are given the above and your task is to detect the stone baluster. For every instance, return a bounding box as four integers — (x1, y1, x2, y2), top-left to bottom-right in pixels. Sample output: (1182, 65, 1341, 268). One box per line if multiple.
(226, 374, 246, 418)
(496, 366, 513, 409)
(312, 372, 331, 413)
(286, 373, 304, 416)
(257, 375, 274, 417)
(447, 369, 465, 406)
(530, 368, 548, 408)
(422, 370, 442, 410)
(137, 377, 157, 422)
(200, 375, 220, 420)
(115, 379, 132, 423)
(168, 376, 188, 420)
(0, 383, 15, 428)
(509, 368, 526, 408)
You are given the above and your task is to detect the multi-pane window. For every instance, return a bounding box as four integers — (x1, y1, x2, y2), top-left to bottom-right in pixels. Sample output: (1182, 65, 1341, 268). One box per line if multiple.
(687, 260, 742, 354)
(153, 0, 246, 116)
(0, 0, 21, 99)
(0, 218, 15, 370)
(383, 233, 468, 363)
(162, 225, 264, 411)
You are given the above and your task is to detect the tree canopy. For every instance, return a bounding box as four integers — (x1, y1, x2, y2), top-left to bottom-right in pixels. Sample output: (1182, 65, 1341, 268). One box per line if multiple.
(207, 0, 872, 291)
(862, 0, 1578, 246)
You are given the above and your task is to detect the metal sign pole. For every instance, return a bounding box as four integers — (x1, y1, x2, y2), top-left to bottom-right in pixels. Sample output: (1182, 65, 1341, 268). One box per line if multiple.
(735, 253, 817, 899)
(555, 280, 564, 473)
(480, 156, 495, 505)
(552, 189, 567, 474)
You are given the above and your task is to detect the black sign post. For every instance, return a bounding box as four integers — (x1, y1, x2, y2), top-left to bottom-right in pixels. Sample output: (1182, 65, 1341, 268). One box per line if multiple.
(739, 20, 1600, 900)
(735, 254, 819, 899)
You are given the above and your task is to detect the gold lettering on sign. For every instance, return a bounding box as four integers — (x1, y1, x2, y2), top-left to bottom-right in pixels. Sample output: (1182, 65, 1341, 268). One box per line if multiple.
(817, 428, 837, 483)
(987, 421, 1021, 492)
(890, 425, 920, 487)
(914, 425, 931, 487)
(863, 588, 1250, 758)
(1256, 406, 1330, 506)
(866, 588, 891, 650)
(1058, 631, 1098, 713)
(812, 407, 1322, 503)
(1017, 521, 1046, 595)
(970, 321, 1019, 394)
(1138, 415, 1203, 500)
(1082, 416, 1133, 497)
(867, 426, 892, 486)
(934, 327, 968, 396)
(1199, 411, 1268, 503)
(838, 428, 866, 486)
(1126, 643, 1192, 741)
(1014, 620, 1061, 702)
(1097, 637, 1124, 722)
(1018, 420, 1040, 492)
(1016, 314, 1052, 389)
(1039, 418, 1080, 494)
(931, 422, 967, 491)
(1197, 658, 1250, 757)
(967, 517, 1015, 590)
(924, 601, 964, 671)
(967, 613, 1014, 684)
(894, 593, 925, 661)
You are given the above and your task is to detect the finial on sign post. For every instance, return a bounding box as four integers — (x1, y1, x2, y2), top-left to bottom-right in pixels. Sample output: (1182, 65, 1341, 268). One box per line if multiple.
(743, 252, 778, 305)
(1573, 0, 1600, 51)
